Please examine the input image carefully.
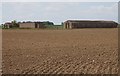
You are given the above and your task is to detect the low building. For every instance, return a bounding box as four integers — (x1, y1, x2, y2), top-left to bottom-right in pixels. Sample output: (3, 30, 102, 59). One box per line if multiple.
(19, 22, 46, 28)
(3, 22, 13, 28)
(64, 20, 118, 29)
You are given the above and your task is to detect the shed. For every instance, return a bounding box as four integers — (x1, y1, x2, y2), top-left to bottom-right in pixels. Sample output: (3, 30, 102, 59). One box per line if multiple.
(19, 22, 46, 28)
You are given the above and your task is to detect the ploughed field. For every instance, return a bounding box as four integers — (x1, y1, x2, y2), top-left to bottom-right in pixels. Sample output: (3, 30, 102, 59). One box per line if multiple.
(2, 29, 118, 74)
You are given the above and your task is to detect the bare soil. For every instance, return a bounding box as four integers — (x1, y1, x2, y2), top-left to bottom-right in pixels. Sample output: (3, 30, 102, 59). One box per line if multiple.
(2, 28, 118, 74)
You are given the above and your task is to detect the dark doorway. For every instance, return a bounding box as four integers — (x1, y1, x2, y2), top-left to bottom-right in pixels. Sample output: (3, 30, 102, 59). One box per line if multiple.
(35, 23, 37, 28)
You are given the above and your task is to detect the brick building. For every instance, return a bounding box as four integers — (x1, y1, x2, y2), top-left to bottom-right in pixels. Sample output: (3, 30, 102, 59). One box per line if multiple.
(3, 22, 13, 28)
(19, 22, 46, 28)
(64, 20, 118, 29)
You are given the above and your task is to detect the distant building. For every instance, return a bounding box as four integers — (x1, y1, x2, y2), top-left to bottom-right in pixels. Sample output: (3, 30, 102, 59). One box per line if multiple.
(64, 20, 118, 29)
(19, 22, 46, 28)
(3, 22, 13, 28)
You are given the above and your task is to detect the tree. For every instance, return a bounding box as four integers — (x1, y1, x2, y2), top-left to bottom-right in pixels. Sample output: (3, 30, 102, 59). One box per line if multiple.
(61, 22, 64, 26)
(11, 20, 19, 27)
(43, 21, 54, 25)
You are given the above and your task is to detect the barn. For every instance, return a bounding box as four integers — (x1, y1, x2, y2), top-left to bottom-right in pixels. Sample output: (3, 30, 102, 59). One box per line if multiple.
(19, 22, 46, 28)
(3, 22, 13, 28)
(63, 20, 118, 29)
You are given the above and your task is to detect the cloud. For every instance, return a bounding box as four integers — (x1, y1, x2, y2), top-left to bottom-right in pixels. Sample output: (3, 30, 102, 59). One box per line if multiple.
(1, 0, 120, 2)
(80, 3, 117, 15)
(2, 2, 118, 24)
(0, 3, 2, 24)
(60, 3, 118, 21)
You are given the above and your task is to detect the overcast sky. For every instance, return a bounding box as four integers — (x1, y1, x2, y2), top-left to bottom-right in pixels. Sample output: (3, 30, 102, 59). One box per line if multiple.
(1, 2, 119, 24)
(1, 0, 120, 2)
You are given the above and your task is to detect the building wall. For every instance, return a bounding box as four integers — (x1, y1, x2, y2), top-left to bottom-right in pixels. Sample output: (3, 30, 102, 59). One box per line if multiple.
(3, 25, 10, 28)
(64, 21, 118, 29)
(19, 23, 35, 28)
(3, 24, 12, 29)
(35, 23, 46, 28)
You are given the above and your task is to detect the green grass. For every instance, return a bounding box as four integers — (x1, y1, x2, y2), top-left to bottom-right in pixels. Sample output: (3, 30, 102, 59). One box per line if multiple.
(0, 26, 2, 29)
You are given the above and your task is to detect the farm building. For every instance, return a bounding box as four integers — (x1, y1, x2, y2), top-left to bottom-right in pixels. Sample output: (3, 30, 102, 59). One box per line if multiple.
(19, 22, 46, 28)
(3, 22, 13, 28)
(64, 20, 118, 29)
